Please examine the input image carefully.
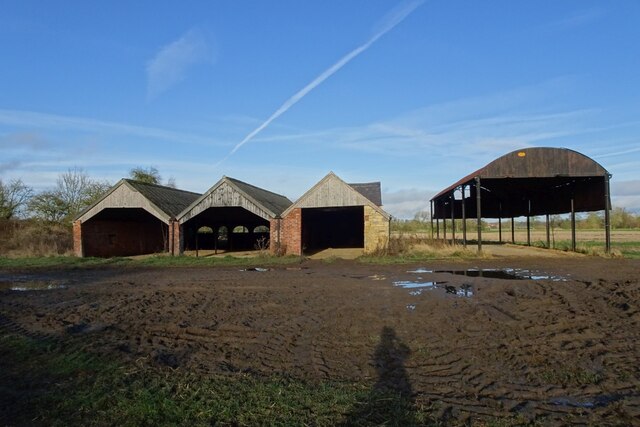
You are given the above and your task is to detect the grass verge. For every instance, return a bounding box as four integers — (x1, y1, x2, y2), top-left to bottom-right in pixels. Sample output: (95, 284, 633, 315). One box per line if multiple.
(0, 254, 304, 270)
(0, 332, 433, 426)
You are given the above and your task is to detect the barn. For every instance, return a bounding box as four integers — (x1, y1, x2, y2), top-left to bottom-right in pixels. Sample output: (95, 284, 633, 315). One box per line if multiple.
(73, 179, 200, 257)
(174, 176, 292, 255)
(272, 172, 390, 255)
(430, 147, 612, 252)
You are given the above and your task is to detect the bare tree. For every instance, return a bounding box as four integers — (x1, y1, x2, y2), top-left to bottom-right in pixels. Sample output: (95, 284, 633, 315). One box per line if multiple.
(29, 168, 111, 223)
(0, 179, 33, 219)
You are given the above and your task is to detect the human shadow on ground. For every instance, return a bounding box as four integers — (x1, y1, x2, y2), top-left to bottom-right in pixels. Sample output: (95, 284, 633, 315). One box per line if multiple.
(342, 326, 419, 426)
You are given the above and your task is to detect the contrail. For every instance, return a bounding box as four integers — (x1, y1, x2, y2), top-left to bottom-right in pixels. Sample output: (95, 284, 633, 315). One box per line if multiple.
(214, 0, 424, 168)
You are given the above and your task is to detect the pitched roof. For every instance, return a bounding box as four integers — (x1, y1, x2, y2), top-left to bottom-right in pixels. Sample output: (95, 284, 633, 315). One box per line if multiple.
(224, 177, 293, 216)
(124, 180, 201, 217)
(281, 172, 390, 219)
(177, 176, 293, 223)
(349, 182, 382, 206)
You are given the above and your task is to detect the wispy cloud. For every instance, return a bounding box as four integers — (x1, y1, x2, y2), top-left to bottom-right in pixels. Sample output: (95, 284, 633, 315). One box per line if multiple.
(382, 188, 435, 218)
(543, 7, 603, 32)
(0, 109, 224, 147)
(214, 0, 424, 168)
(0, 160, 21, 174)
(146, 28, 213, 100)
(0, 131, 50, 149)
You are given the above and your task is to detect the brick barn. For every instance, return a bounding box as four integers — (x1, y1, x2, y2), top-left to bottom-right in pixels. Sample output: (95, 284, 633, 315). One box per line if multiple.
(73, 179, 200, 257)
(174, 176, 292, 255)
(272, 172, 390, 256)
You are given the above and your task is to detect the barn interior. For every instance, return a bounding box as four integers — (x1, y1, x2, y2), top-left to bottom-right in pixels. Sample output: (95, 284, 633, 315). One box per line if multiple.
(181, 206, 271, 252)
(301, 206, 364, 253)
(81, 208, 169, 257)
(431, 148, 611, 251)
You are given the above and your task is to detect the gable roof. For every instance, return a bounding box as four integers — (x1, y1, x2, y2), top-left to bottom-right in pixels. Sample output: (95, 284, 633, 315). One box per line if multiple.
(124, 180, 201, 217)
(281, 172, 390, 219)
(349, 182, 382, 206)
(224, 177, 293, 216)
(177, 176, 293, 223)
(75, 179, 201, 223)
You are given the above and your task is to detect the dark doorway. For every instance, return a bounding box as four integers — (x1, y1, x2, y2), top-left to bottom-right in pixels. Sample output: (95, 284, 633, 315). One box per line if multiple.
(82, 208, 168, 257)
(182, 207, 270, 252)
(301, 206, 364, 253)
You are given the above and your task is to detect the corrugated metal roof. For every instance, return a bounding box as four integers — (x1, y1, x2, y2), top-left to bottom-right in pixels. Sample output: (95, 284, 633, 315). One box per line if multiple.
(124, 179, 201, 218)
(349, 182, 382, 206)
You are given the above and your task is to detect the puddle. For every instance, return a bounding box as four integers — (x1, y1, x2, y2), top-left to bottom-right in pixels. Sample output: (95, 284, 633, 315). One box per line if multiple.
(393, 280, 445, 289)
(432, 268, 567, 281)
(435, 269, 521, 280)
(241, 267, 271, 272)
(407, 268, 433, 274)
(445, 284, 474, 298)
(406, 304, 416, 311)
(368, 274, 387, 281)
(5, 282, 67, 292)
(394, 280, 473, 298)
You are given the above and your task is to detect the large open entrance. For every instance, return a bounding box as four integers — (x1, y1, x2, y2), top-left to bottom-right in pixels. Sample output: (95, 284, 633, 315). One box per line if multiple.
(301, 206, 364, 253)
(82, 208, 169, 257)
(182, 206, 270, 253)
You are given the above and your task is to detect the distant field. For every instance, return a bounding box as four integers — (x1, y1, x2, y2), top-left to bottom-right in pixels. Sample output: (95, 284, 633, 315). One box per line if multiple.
(392, 229, 640, 258)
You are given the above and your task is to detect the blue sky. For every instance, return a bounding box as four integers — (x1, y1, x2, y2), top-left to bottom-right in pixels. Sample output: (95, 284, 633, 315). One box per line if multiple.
(1, 0, 639, 218)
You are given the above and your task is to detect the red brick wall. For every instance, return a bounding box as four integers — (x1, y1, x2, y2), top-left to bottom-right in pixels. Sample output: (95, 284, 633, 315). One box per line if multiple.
(73, 220, 83, 257)
(81, 219, 167, 257)
(280, 208, 302, 255)
(171, 220, 182, 255)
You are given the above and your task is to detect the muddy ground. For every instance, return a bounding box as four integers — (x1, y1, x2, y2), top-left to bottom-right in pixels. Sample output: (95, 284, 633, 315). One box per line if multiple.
(1, 257, 639, 424)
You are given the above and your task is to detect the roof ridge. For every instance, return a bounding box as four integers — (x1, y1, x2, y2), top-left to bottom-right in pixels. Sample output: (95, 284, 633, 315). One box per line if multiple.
(124, 178, 201, 195)
(225, 176, 290, 199)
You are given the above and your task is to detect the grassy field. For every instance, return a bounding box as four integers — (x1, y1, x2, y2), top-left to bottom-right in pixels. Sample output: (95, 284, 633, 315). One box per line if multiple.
(394, 229, 640, 259)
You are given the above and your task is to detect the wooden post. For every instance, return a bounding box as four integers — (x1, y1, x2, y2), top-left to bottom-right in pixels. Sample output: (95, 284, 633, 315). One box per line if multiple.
(195, 225, 199, 257)
(511, 217, 515, 244)
(476, 177, 482, 252)
(498, 202, 502, 243)
(604, 174, 611, 253)
(527, 200, 531, 246)
(443, 211, 447, 242)
(546, 214, 550, 249)
(571, 198, 576, 252)
(450, 194, 455, 245)
(461, 185, 467, 248)
(430, 200, 434, 240)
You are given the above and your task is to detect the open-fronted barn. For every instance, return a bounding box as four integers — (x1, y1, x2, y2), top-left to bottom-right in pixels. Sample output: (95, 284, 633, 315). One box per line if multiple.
(273, 172, 390, 255)
(73, 179, 200, 257)
(430, 147, 612, 252)
(175, 176, 292, 254)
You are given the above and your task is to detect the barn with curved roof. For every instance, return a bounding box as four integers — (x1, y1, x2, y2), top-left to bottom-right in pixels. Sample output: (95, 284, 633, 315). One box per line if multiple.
(430, 147, 612, 252)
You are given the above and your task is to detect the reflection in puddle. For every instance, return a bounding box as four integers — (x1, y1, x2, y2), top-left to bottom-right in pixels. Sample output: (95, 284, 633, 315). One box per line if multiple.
(393, 280, 444, 289)
(425, 268, 567, 281)
(240, 267, 271, 272)
(435, 269, 521, 280)
(406, 304, 416, 311)
(8, 282, 67, 291)
(445, 284, 474, 297)
(393, 280, 474, 298)
(407, 268, 433, 274)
